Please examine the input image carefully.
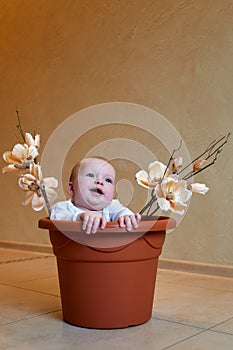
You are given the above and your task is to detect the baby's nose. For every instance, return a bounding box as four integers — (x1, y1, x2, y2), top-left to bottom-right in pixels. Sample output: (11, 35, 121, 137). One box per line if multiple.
(95, 178, 104, 185)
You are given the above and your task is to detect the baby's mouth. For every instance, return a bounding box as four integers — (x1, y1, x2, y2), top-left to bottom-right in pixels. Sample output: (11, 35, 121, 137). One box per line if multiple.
(90, 188, 104, 195)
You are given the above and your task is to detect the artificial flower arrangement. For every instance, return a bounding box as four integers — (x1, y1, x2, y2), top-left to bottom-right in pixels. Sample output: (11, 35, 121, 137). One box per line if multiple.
(2, 110, 230, 219)
(137, 134, 230, 216)
(2, 110, 58, 216)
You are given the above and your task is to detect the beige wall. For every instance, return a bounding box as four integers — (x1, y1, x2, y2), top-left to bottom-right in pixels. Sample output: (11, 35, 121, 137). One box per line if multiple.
(0, 0, 232, 265)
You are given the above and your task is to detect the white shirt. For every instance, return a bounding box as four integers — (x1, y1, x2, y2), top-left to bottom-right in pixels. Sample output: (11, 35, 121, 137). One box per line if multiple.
(50, 199, 134, 222)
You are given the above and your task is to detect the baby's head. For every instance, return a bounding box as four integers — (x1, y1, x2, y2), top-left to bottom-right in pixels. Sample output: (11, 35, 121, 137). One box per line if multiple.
(68, 157, 116, 211)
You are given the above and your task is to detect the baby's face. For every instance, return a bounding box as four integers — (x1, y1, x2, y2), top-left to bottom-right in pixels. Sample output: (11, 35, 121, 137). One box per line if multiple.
(69, 158, 115, 211)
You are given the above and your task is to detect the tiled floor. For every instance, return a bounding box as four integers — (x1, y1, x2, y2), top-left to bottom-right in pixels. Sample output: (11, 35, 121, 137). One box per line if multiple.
(0, 248, 232, 350)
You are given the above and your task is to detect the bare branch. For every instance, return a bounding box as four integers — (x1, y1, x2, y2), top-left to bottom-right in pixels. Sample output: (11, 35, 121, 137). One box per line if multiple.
(178, 133, 230, 179)
(149, 204, 160, 216)
(162, 139, 182, 181)
(183, 150, 220, 180)
(40, 185, 51, 217)
(139, 193, 157, 215)
(16, 109, 25, 142)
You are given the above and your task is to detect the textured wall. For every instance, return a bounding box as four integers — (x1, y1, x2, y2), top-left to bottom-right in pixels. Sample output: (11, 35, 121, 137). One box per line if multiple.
(0, 0, 232, 265)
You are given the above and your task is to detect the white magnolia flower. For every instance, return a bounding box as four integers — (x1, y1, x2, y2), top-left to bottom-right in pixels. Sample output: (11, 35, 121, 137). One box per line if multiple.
(155, 179, 192, 215)
(25, 132, 40, 149)
(189, 183, 209, 195)
(172, 156, 183, 174)
(18, 163, 58, 211)
(2, 143, 39, 173)
(135, 161, 169, 189)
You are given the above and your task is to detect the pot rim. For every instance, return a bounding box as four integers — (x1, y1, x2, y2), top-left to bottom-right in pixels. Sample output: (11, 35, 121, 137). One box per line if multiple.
(38, 215, 176, 234)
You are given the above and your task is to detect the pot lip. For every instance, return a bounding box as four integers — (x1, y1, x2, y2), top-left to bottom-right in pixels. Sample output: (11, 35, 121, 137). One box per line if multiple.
(38, 215, 176, 234)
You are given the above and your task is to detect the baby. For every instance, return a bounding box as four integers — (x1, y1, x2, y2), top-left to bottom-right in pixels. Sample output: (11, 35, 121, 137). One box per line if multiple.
(50, 157, 141, 234)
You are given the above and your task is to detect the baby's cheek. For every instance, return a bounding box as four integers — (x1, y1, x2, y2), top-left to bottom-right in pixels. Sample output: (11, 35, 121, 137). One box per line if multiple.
(105, 186, 114, 203)
(79, 180, 88, 193)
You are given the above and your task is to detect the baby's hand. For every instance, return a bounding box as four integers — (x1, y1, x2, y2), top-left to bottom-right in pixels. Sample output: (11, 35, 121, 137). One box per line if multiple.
(118, 213, 141, 231)
(78, 211, 107, 234)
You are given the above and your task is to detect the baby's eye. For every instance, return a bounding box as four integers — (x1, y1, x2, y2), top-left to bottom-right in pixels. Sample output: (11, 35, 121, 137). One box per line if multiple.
(86, 173, 95, 177)
(105, 177, 113, 184)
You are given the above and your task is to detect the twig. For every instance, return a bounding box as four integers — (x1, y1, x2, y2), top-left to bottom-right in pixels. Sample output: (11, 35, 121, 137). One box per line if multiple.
(183, 151, 220, 180)
(177, 133, 230, 176)
(149, 204, 160, 216)
(182, 132, 231, 180)
(40, 185, 51, 217)
(16, 109, 25, 142)
(162, 139, 182, 181)
(145, 189, 155, 215)
(139, 193, 157, 215)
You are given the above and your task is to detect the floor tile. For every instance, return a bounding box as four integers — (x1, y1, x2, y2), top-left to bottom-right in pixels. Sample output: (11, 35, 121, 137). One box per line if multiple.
(0, 284, 61, 324)
(153, 280, 233, 328)
(165, 330, 233, 350)
(211, 317, 233, 335)
(0, 256, 57, 284)
(157, 269, 233, 292)
(0, 248, 50, 263)
(0, 311, 201, 350)
(14, 276, 60, 297)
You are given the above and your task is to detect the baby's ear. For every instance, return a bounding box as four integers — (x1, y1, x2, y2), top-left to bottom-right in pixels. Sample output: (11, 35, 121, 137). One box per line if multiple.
(67, 182, 74, 196)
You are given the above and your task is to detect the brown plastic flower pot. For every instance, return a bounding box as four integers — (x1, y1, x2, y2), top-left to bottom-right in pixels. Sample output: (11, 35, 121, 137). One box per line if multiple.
(38, 216, 176, 329)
